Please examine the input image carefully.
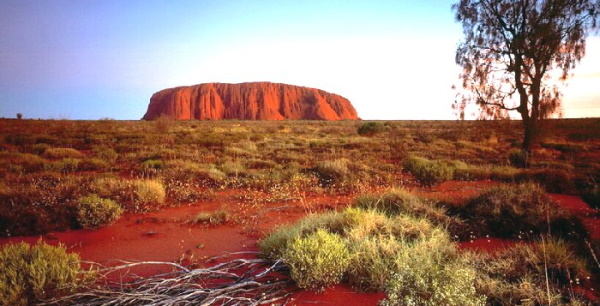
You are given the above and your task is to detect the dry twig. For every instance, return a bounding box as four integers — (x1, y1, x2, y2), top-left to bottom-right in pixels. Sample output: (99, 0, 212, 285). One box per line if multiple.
(41, 254, 293, 306)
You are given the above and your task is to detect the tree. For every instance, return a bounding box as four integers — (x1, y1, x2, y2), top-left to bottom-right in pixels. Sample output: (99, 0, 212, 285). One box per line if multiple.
(453, 0, 599, 166)
(16, 113, 23, 120)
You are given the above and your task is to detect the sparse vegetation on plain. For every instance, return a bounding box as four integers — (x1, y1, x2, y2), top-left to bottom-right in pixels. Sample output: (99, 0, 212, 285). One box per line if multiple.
(0, 118, 598, 304)
(0, 241, 93, 305)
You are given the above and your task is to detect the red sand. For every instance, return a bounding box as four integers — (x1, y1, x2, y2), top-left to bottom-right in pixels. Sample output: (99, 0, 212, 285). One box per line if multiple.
(2, 182, 599, 305)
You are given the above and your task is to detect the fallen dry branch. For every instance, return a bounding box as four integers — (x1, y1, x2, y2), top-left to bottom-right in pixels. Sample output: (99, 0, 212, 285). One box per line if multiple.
(41, 255, 293, 306)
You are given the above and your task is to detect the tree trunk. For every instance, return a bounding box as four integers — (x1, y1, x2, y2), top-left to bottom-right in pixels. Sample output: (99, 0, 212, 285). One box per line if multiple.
(521, 117, 538, 168)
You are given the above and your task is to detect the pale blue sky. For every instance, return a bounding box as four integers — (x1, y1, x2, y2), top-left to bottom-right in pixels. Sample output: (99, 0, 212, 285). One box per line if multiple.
(0, 0, 598, 119)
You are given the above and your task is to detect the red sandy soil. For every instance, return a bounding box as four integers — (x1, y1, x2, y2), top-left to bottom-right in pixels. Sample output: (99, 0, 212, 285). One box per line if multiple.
(1, 181, 598, 305)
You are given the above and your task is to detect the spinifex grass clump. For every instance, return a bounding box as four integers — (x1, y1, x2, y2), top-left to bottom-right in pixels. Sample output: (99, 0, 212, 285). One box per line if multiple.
(0, 241, 93, 305)
(194, 210, 228, 225)
(459, 183, 587, 240)
(76, 194, 123, 229)
(467, 238, 591, 305)
(282, 229, 350, 291)
(402, 155, 454, 186)
(352, 188, 460, 229)
(260, 205, 483, 303)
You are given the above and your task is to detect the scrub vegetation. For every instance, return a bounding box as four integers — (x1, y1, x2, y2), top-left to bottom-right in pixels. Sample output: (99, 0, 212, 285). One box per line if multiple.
(0, 118, 599, 303)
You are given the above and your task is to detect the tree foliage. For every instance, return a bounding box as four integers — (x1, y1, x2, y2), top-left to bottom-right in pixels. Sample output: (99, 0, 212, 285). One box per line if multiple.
(453, 0, 599, 154)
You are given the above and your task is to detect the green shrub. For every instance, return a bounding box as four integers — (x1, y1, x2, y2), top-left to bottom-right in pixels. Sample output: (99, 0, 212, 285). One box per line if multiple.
(516, 169, 575, 194)
(77, 158, 109, 171)
(42, 147, 84, 159)
(282, 229, 350, 291)
(259, 224, 302, 260)
(92, 147, 118, 163)
(45, 158, 80, 173)
(89, 176, 128, 201)
(0, 241, 92, 305)
(140, 159, 163, 175)
(460, 183, 587, 240)
(352, 189, 454, 226)
(76, 194, 123, 229)
(0, 152, 46, 173)
(508, 149, 527, 168)
(132, 179, 166, 210)
(315, 158, 350, 186)
(402, 156, 454, 186)
(357, 122, 386, 136)
(468, 239, 590, 305)
(383, 261, 484, 306)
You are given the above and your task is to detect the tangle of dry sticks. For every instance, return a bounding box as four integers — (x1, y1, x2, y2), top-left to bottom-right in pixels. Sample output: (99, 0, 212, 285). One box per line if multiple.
(41, 254, 294, 306)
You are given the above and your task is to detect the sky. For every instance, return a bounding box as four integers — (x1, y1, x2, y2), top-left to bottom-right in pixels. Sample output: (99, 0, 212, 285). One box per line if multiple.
(0, 0, 598, 120)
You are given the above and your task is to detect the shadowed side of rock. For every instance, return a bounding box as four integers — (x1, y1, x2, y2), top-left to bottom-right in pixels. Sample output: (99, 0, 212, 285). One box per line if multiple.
(142, 82, 359, 121)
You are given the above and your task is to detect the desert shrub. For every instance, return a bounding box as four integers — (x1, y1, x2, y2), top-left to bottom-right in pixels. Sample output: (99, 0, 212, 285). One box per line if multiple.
(383, 261, 484, 306)
(357, 122, 386, 136)
(403, 156, 454, 186)
(4, 133, 35, 146)
(468, 239, 590, 305)
(139, 159, 163, 176)
(0, 241, 92, 305)
(260, 207, 477, 297)
(489, 166, 520, 181)
(45, 158, 80, 173)
(132, 179, 166, 211)
(0, 174, 86, 236)
(76, 194, 123, 229)
(89, 176, 128, 201)
(508, 148, 527, 168)
(92, 147, 118, 163)
(352, 189, 458, 228)
(259, 224, 303, 260)
(516, 169, 575, 194)
(459, 183, 587, 240)
(282, 229, 350, 291)
(314, 158, 350, 186)
(453, 165, 492, 181)
(194, 210, 228, 225)
(219, 160, 247, 177)
(0, 152, 45, 173)
(42, 147, 84, 159)
(77, 158, 109, 171)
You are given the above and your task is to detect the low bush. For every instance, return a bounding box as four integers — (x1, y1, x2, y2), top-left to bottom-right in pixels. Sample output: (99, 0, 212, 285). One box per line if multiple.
(314, 158, 350, 186)
(132, 179, 166, 211)
(76, 194, 123, 229)
(352, 189, 459, 229)
(507, 148, 527, 168)
(261, 205, 479, 300)
(282, 229, 350, 291)
(0, 241, 92, 305)
(402, 156, 454, 186)
(468, 239, 590, 305)
(0, 174, 85, 236)
(357, 122, 386, 136)
(383, 260, 484, 306)
(45, 158, 80, 173)
(459, 183, 587, 240)
(92, 147, 118, 163)
(77, 158, 110, 171)
(517, 169, 575, 194)
(139, 159, 163, 176)
(194, 210, 228, 225)
(42, 147, 84, 159)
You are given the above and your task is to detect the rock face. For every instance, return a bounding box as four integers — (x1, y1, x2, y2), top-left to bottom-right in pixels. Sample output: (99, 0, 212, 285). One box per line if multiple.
(142, 82, 358, 121)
